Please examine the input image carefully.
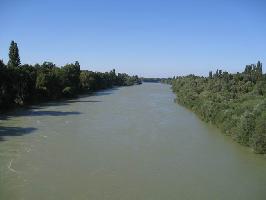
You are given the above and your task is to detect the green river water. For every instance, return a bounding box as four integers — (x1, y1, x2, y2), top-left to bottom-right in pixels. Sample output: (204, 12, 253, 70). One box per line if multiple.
(0, 83, 266, 200)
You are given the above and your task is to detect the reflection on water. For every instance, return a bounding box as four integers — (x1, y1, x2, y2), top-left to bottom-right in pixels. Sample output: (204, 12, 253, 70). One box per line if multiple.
(0, 83, 266, 200)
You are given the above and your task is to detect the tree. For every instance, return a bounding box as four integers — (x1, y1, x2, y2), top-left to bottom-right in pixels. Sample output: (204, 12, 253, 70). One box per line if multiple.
(257, 61, 262, 75)
(14, 65, 37, 104)
(8, 40, 21, 68)
(236, 112, 255, 145)
(36, 62, 63, 99)
(0, 63, 17, 108)
(80, 71, 90, 89)
(0, 60, 5, 68)
(61, 61, 81, 94)
(251, 113, 266, 153)
(209, 71, 213, 79)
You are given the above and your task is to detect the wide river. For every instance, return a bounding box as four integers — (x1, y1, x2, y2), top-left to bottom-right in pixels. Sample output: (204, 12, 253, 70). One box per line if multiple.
(0, 83, 266, 200)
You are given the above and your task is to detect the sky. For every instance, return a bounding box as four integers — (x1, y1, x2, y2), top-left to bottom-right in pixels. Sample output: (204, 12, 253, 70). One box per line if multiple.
(1, 0, 266, 77)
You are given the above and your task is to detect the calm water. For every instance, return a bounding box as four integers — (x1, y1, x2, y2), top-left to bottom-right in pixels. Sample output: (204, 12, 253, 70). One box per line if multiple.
(0, 83, 266, 200)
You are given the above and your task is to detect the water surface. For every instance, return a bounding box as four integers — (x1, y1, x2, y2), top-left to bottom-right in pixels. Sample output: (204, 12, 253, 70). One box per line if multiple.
(1, 83, 266, 200)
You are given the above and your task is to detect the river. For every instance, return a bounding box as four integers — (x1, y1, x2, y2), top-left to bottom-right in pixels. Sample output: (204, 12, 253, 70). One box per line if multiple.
(0, 83, 266, 200)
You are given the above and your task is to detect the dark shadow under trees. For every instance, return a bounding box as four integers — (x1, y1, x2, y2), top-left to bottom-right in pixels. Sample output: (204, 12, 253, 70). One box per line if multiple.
(0, 126, 37, 142)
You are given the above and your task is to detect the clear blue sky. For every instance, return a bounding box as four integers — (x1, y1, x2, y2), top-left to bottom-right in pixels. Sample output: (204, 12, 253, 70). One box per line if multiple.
(1, 0, 266, 77)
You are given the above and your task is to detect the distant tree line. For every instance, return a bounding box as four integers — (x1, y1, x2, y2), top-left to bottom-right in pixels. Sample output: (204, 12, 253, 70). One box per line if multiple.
(172, 62, 266, 153)
(160, 77, 174, 84)
(142, 77, 173, 84)
(142, 78, 162, 83)
(0, 41, 141, 110)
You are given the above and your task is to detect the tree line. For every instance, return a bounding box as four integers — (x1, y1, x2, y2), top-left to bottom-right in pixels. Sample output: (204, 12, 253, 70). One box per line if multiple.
(171, 62, 266, 153)
(0, 41, 141, 110)
(142, 77, 173, 84)
(142, 78, 162, 83)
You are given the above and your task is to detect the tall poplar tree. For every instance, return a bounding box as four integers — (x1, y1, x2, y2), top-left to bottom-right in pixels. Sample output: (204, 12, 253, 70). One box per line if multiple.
(8, 40, 21, 68)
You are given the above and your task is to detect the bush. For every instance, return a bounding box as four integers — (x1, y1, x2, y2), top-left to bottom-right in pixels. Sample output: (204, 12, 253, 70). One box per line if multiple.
(251, 113, 266, 153)
(62, 87, 75, 97)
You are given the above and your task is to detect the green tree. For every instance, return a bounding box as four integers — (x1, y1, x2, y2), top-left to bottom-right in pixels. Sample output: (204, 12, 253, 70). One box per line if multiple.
(8, 40, 21, 68)
(14, 65, 37, 104)
(36, 62, 63, 99)
(62, 61, 81, 94)
(251, 113, 266, 153)
(0, 64, 17, 108)
(0, 60, 5, 68)
(235, 112, 255, 145)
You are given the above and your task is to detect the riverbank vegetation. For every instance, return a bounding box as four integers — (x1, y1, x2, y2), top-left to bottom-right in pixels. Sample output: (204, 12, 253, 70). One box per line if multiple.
(172, 63, 266, 153)
(142, 78, 162, 83)
(0, 41, 141, 110)
(142, 77, 173, 84)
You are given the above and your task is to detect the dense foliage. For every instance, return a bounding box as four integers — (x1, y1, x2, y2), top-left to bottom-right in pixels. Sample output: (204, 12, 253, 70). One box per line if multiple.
(142, 78, 162, 83)
(160, 78, 174, 84)
(142, 77, 173, 84)
(0, 41, 141, 109)
(172, 62, 266, 153)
